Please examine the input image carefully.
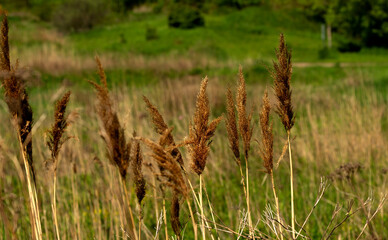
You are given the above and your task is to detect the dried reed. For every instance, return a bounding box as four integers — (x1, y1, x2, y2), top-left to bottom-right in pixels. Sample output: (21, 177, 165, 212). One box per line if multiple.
(187, 77, 222, 176)
(236, 66, 254, 238)
(131, 133, 146, 240)
(270, 33, 296, 238)
(259, 89, 283, 239)
(89, 57, 131, 179)
(186, 77, 222, 240)
(1, 12, 42, 240)
(143, 96, 184, 167)
(89, 57, 137, 239)
(46, 91, 72, 240)
(225, 88, 240, 163)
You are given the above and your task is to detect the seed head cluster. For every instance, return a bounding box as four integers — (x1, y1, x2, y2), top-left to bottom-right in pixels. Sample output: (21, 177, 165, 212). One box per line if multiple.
(188, 77, 222, 176)
(1, 13, 35, 181)
(271, 34, 294, 132)
(89, 57, 131, 179)
(259, 89, 274, 174)
(237, 67, 253, 159)
(46, 91, 72, 170)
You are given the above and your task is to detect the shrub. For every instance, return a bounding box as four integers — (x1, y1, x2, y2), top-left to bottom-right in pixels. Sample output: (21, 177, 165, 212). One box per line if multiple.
(168, 3, 205, 29)
(337, 38, 362, 53)
(145, 26, 159, 41)
(52, 0, 108, 32)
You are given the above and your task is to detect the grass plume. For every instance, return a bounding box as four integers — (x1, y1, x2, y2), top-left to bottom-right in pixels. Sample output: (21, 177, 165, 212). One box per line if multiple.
(271, 33, 294, 132)
(89, 57, 131, 179)
(237, 66, 253, 159)
(259, 89, 283, 239)
(270, 33, 296, 238)
(1, 12, 41, 239)
(188, 77, 222, 176)
(46, 91, 71, 240)
(143, 96, 184, 167)
(225, 88, 240, 163)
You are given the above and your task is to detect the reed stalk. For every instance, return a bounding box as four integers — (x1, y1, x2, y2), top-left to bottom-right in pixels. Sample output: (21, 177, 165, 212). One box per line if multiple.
(270, 34, 295, 239)
(287, 132, 295, 239)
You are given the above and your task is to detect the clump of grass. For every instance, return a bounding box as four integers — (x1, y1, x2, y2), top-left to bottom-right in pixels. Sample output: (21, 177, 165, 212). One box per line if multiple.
(270, 33, 296, 238)
(0, 12, 42, 240)
(46, 91, 72, 240)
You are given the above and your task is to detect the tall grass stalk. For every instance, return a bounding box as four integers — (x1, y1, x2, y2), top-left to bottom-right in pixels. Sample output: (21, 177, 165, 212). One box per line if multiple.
(287, 132, 295, 238)
(270, 34, 295, 238)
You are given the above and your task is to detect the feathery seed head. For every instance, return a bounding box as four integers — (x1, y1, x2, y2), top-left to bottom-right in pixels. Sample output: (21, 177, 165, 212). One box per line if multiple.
(188, 77, 222, 175)
(132, 134, 146, 205)
(89, 57, 130, 179)
(225, 88, 240, 162)
(46, 91, 72, 170)
(271, 33, 294, 132)
(1, 13, 34, 181)
(143, 96, 184, 167)
(259, 89, 273, 174)
(0, 12, 10, 71)
(236, 66, 253, 159)
(141, 137, 188, 198)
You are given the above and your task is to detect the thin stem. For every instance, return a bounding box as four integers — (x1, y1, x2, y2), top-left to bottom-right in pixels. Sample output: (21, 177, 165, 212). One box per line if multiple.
(244, 155, 253, 238)
(138, 208, 142, 240)
(18, 135, 42, 240)
(121, 178, 138, 240)
(53, 172, 60, 240)
(288, 131, 295, 239)
(152, 177, 160, 240)
(199, 175, 206, 240)
(162, 199, 168, 240)
(186, 199, 198, 240)
(270, 170, 283, 240)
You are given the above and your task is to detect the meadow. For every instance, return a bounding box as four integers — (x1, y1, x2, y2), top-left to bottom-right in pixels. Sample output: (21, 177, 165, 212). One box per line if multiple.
(0, 5, 387, 240)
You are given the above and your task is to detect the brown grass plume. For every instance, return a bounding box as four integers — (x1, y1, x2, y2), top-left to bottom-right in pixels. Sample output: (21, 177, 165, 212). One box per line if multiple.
(237, 66, 253, 159)
(89, 57, 131, 179)
(46, 91, 71, 169)
(132, 133, 146, 205)
(141, 134, 188, 198)
(259, 89, 273, 173)
(1, 13, 35, 181)
(270, 33, 294, 132)
(225, 88, 240, 163)
(143, 96, 184, 167)
(188, 77, 222, 176)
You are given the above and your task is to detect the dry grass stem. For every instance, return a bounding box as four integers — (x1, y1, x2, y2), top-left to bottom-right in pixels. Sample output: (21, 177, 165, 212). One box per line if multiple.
(270, 34, 296, 238)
